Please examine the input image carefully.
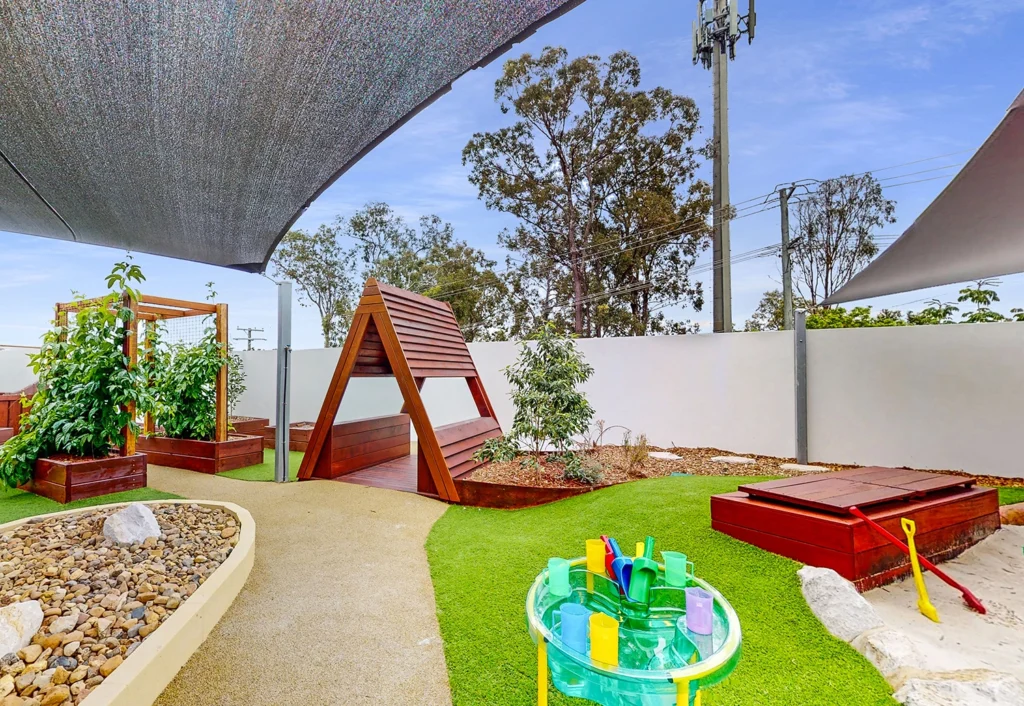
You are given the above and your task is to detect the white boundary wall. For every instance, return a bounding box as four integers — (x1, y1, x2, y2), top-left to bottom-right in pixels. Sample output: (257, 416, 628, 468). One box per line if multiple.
(0, 347, 37, 393)
(5, 325, 1020, 477)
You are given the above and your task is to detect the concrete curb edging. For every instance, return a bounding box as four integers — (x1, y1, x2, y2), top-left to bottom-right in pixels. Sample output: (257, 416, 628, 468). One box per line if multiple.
(0, 499, 256, 706)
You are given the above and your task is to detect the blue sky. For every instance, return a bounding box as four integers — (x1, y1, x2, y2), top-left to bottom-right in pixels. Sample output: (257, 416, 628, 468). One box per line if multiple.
(2, 0, 1023, 349)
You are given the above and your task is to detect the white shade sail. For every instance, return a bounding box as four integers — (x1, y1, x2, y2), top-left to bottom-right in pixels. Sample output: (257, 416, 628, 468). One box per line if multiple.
(826, 89, 1024, 305)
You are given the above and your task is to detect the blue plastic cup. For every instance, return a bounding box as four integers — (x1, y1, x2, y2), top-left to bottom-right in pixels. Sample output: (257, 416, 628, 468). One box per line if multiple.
(558, 602, 591, 654)
(548, 558, 572, 597)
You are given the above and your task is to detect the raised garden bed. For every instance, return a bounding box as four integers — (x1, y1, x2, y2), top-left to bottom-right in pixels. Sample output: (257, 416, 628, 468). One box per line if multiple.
(0, 500, 254, 706)
(228, 416, 270, 435)
(29, 454, 147, 504)
(262, 421, 315, 452)
(137, 434, 262, 473)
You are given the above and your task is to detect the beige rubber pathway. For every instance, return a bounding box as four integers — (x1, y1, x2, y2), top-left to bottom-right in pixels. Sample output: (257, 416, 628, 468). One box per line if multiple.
(147, 465, 453, 706)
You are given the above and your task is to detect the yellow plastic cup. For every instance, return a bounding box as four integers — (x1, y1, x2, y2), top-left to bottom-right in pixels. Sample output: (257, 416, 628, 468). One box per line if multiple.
(635, 542, 644, 558)
(589, 612, 620, 666)
(586, 539, 606, 575)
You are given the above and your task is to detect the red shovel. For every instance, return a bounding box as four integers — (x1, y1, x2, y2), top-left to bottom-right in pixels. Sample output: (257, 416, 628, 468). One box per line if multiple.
(850, 506, 986, 614)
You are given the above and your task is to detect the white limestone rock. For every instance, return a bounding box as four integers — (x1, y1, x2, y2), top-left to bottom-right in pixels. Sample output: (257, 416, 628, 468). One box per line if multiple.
(102, 503, 161, 546)
(894, 670, 1024, 706)
(780, 463, 828, 473)
(710, 455, 756, 465)
(648, 451, 683, 461)
(0, 601, 43, 658)
(797, 565, 883, 642)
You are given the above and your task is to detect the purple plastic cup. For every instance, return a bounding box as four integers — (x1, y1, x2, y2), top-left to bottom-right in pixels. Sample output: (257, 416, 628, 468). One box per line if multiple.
(685, 587, 714, 635)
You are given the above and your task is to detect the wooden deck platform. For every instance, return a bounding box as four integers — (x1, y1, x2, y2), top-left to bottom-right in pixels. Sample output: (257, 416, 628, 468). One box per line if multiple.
(712, 468, 1000, 590)
(334, 454, 419, 494)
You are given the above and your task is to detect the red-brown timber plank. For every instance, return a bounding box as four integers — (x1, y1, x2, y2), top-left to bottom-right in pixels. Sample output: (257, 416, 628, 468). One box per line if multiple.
(373, 310, 459, 501)
(435, 418, 501, 447)
(67, 475, 146, 501)
(403, 350, 475, 363)
(396, 337, 470, 354)
(297, 312, 371, 480)
(406, 367, 478, 378)
(392, 316, 465, 338)
(439, 428, 503, 459)
(384, 299, 463, 326)
(443, 446, 489, 470)
(143, 452, 217, 473)
(466, 377, 497, 419)
(850, 487, 998, 552)
(331, 414, 410, 436)
(332, 435, 411, 462)
(378, 282, 451, 311)
(332, 442, 411, 475)
(392, 324, 467, 345)
(712, 519, 857, 580)
(710, 492, 855, 552)
(405, 360, 478, 371)
(449, 458, 483, 478)
(333, 423, 411, 448)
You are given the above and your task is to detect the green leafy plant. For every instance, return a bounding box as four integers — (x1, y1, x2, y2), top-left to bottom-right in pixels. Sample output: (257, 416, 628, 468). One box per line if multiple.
(150, 327, 225, 441)
(559, 452, 603, 485)
(227, 352, 246, 415)
(472, 435, 518, 463)
(0, 262, 151, 489)
(504, 323, 595, 456)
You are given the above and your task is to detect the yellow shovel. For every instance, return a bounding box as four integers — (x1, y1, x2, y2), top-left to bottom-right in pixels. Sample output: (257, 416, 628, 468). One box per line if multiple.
(901, 518, 940, 623)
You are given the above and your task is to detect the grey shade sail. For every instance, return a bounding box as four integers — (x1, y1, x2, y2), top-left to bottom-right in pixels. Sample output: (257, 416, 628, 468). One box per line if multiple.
(0, 0, 584, 272)
(826, 89, 1024, 305)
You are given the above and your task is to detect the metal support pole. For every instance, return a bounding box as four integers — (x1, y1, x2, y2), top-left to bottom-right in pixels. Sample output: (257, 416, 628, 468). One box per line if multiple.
(274, 282, 292, 483)
(779, 186, 794, 330)
(794, 310, 808, 464)
(711, 0, 732, 333)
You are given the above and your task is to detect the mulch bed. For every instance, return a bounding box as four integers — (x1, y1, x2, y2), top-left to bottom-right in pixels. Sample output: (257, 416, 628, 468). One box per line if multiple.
(466, 445, 1024, 491)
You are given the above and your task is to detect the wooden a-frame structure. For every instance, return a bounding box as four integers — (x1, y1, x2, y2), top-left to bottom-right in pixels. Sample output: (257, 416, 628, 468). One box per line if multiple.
(296, 279, 501, 502)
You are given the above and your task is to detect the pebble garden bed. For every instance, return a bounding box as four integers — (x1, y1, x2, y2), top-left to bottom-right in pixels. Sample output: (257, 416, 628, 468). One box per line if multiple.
(0, 503, 239, 705)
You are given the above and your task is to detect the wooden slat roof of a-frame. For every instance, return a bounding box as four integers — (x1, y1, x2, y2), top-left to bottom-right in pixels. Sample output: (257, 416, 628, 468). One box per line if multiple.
(363, 280, 480, 378)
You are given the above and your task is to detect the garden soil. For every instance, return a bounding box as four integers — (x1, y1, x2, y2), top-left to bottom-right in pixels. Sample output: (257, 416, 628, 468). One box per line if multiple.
(147, 464, 452, 706)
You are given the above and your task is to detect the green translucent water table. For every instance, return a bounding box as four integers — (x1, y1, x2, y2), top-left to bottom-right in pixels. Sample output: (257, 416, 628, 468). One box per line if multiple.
(526, 536, 741, 706)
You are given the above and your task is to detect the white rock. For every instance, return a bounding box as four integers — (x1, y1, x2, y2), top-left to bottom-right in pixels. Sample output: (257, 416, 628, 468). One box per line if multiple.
(648, 451, 683, 461)
(0, 601, 43, 658)
(102, 503, 161, 545)
(797, 566, 883, 642)
(47, 612, 79, 635)
(780, 463, 828, 473)
(710, 455, 756, 465)
(894, 670, 1024, 706)
(852, 628, 938, 679)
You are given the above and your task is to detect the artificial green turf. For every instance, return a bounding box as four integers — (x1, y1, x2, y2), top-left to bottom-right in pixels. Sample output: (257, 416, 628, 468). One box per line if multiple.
(0, 487, 181, 525)
(998, 486, 1024, 506)
(217, 448, 304, 482)
(426, 476, 897, 706)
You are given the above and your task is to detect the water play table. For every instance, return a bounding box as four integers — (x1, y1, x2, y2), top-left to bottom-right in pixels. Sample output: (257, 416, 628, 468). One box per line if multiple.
(526, 556, 741, 706)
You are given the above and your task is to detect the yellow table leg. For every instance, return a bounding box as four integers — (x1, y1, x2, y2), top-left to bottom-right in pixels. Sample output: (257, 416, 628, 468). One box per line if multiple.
(538, 638, 548, 706)
(675, 679, 701, 706)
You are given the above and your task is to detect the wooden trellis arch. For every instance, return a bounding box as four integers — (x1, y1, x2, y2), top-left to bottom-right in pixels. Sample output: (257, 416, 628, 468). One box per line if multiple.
(297, 279, 502, 502)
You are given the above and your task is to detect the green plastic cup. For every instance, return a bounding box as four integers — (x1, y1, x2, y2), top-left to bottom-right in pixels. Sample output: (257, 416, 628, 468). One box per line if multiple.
(661, 551, 695, 588)
(548, 557, 572, 597)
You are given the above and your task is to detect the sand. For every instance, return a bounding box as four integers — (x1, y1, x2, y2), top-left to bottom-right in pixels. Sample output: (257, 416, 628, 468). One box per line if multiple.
(864, 525, 1024, 683)
(147, 465, 452, 706)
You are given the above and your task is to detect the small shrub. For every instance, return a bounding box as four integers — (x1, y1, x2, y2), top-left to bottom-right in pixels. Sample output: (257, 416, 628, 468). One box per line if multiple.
(560, 452, 602, 485)
(504, 323, 594, 455)
(622, 430, 650, 475)
(473, 435, 518, 463)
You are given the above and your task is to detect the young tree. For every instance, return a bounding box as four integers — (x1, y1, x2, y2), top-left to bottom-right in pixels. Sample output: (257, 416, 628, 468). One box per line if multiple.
(464, 47, 711, 337)
(270, 226, 356, 347)
(791, 174, 896, 306)
(957, 279, 1007, 323)
(906, 299, 958, 325)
